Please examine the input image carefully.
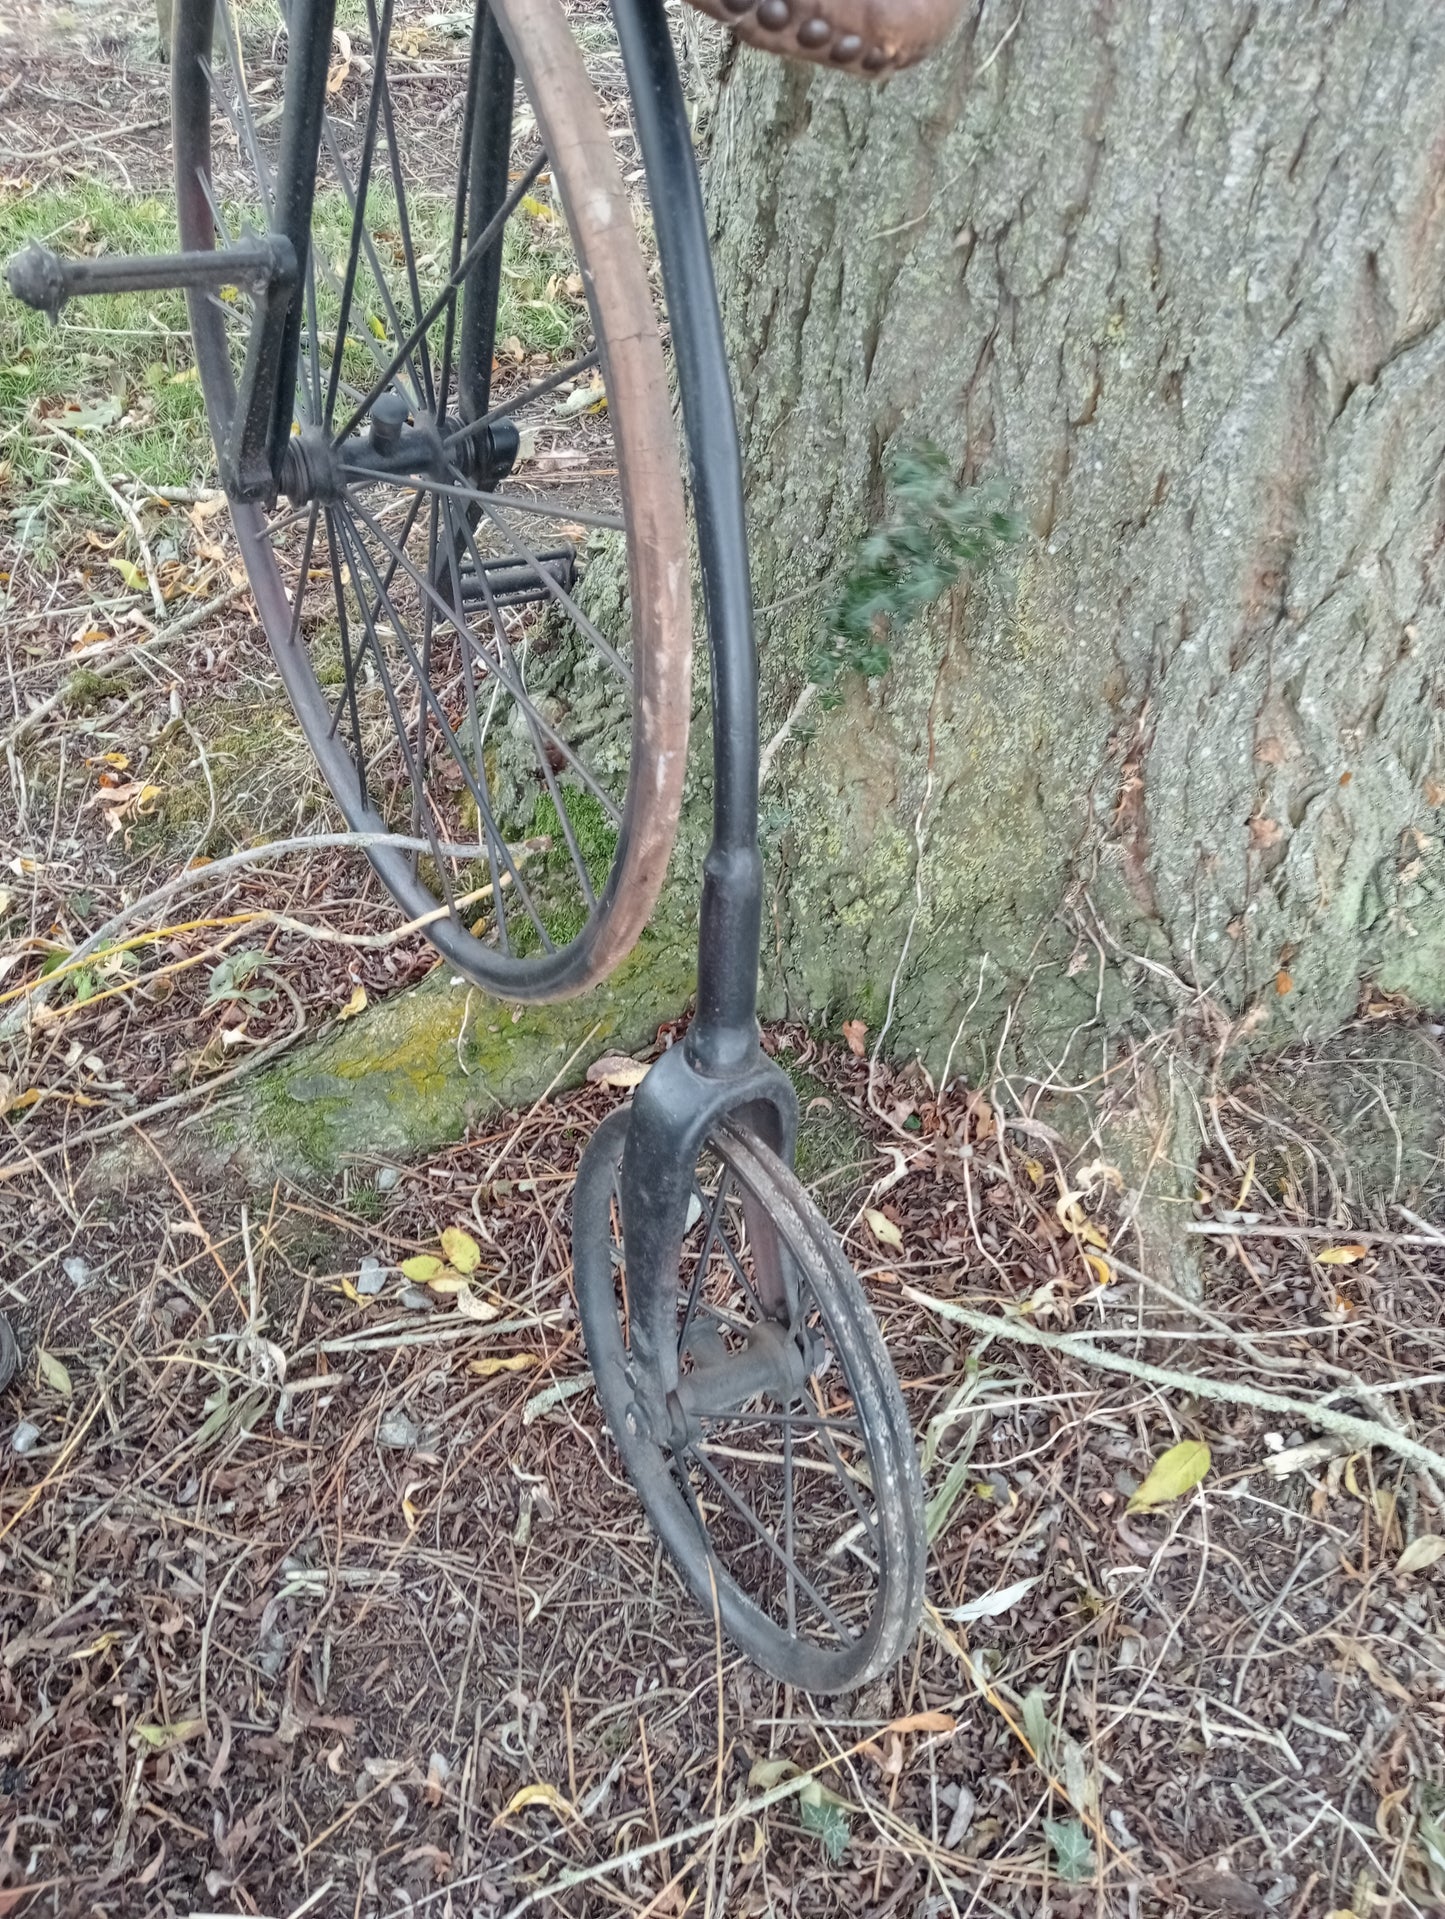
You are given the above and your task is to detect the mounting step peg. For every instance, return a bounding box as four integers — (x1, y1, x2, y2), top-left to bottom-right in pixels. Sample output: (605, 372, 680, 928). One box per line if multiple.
(5, 233, 297, 322)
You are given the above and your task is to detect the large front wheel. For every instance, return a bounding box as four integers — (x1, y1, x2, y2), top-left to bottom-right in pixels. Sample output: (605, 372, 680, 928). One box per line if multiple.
(174, 0, 693, 1000)
(574, 1109, 927, 1692)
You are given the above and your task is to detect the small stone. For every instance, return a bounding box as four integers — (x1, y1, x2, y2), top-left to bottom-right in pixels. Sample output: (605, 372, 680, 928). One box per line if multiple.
(12, 1421, 41, 1455)
(399, 1285, 433, 1312)
(357, 1257, 387, 1296)
(377, 1409, 421, 1450)
(62, 1256, 92, 1291)
(376, 1167, 401, 1192)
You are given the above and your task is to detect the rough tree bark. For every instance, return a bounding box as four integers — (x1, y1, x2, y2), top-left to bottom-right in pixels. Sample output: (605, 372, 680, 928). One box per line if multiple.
(696, 0, 1445, 1223)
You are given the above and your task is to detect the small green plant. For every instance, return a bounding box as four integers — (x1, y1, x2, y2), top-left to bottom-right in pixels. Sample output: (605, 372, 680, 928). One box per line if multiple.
(348, 1183, 384, 1223)
(206, 949, 274, 1009)
(809, 442, 1023, 698)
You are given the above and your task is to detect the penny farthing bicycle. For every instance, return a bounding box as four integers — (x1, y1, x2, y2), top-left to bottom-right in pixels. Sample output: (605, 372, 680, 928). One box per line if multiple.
(7, 0, 927, 1690)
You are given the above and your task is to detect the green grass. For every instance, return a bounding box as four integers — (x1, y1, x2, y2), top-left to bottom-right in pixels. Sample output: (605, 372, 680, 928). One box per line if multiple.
(1, 169, 582, 567)
(0, 184, 209, 561)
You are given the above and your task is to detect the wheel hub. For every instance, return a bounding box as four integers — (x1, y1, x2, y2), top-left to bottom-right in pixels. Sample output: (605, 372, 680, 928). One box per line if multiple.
(279, 401, 520, 506)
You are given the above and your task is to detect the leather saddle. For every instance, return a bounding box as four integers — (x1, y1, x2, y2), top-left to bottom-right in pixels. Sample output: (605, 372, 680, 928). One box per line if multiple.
(682, 0, 962, 74)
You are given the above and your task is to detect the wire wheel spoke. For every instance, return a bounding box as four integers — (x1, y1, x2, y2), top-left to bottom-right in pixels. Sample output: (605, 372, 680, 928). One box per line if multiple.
(574, 1121, 926, 1690)
(178, 0, 691, 999)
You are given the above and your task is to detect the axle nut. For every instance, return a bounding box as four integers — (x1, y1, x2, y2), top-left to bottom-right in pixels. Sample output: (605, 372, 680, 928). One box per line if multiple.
(5, 242, 69, 321)
(368, 390, 410, 456)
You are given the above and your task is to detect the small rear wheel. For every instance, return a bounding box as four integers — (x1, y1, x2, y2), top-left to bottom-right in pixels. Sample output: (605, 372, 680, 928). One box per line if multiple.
(173, 0, 692, 1000)
(574, 1110, 926, 1692)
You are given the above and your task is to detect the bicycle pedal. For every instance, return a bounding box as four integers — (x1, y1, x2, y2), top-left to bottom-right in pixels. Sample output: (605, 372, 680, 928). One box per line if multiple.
(5, 234, 295, 321)
(453, 546, 577, 611)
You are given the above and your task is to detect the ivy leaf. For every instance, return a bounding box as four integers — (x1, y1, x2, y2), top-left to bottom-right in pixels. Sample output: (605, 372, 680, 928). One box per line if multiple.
(1126, 1439, 1211, 1513)
(206, 949, 274, 1008)
(1044, 1817, 1096, 1883)
(799, 1780, 852, 1863)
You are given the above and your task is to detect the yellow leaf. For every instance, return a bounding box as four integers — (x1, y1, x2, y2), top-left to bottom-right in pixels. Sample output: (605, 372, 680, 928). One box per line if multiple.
(110, 558, 146, 591)
(134, 1718, 204, 1751)
(402, 1490, 421, 1531)
(339, 1274, 363, 1304)
(1325, 1631, 1412, 1704)
(425, 1269, 468, 1294)
(882, 1711, 956, 1736)
(864, 1208, 902, 1249)
(1024, 1157, 1044, 1186)
(468, 1353, 536, 1378)
(167, 364, 199, 385)
(400, 1254, 445, 1283)
(1316, 1244, 1368, 1265)
(453, 1281, 499, 1323)
(37, 1350, 72, 1397)
(747, 1757, 798, 1790)
(440, 1225, 481, 1274)
(75, 1630, 123, 1659)
(585, 1053, 648, 1090)
(1395, 1534, 1445, 1576)
(520, 193, 557, 222)
(367, 314, 387, 341)
(1075, 1220, 1108, 1250)
(1082, 1250, 1112, 1285)
(492, 1782, 579, 1828)
(1232, 1153, 1255, 1209)
(1126, 1439, 1210, 1513)
(337, 983, 368, 1021)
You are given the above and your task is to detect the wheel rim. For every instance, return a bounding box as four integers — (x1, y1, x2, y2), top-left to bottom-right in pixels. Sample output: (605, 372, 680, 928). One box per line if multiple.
(174, 0, 690, 1000)
(576, 1115, 925, 1691)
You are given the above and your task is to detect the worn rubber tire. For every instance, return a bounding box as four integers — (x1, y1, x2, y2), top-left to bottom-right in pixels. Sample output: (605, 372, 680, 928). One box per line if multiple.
(574, 1108, 926, 1692)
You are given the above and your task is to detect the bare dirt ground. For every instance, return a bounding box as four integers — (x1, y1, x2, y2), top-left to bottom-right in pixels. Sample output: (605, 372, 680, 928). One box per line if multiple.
(2, 4, 1445, 1918)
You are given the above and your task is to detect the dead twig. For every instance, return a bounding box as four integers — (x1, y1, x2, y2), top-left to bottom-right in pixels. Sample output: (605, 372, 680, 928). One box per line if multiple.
(0, 976, 307, 1180)
(42, 425, 167, 622)
(905, 1286, 1445, 1483)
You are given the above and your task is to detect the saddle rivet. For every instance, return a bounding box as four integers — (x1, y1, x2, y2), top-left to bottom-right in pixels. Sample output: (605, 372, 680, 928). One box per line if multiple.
(832, 31, 862, 58)
(797, 15, 830, 45)
(757, 0, 791, 27)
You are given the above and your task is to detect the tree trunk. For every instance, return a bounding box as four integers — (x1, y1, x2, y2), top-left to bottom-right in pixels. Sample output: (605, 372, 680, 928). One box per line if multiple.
(701, 1, 1445, 1142)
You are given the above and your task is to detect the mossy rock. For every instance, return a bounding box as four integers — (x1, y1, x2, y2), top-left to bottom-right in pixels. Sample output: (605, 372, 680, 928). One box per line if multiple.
(239, 933, 696, 1176)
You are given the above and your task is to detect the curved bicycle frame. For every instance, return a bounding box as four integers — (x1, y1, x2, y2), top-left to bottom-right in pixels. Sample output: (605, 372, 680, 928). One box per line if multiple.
(192, 0, 799, 1423)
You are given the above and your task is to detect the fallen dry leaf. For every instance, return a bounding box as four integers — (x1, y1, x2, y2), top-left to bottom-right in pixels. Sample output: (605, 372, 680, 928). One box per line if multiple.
(492, 1781, 579, 1828)
(1126, 1439, 1210, 1513)
(585, 1053, 648, 1090)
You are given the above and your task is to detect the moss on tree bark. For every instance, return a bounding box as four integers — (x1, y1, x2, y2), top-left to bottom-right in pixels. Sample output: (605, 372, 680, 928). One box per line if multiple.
(694, 3, 1445, 1222)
